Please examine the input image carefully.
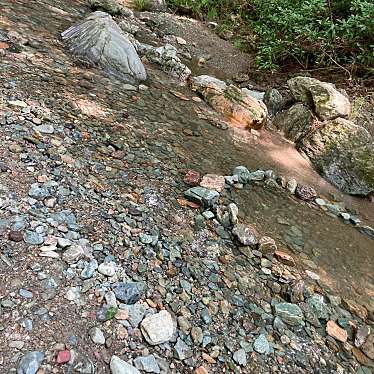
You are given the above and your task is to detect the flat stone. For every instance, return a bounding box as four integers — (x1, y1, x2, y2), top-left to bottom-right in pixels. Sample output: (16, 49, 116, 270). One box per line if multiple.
(19, 289, 33, 299)
(62, 245, 84, 264)
(274, 251, 295, 266)
(173, 338, 193, 360)
(114, 282, 142, 305)
(133, 355, 160, 373)
(326, 320, 347, 342)
(23, 231, 44, 245)
(200, 174, 226, 192)
(253, 334, 270, 354)
(89, 327, 106, 345)
(35, 124, 54, 134)
(275, 303, 304, 326)
(233, 348, 247, 365)
(184, 187, 219, 208)
(140, 310, 174, 345)
(98, 261, 116, 277)
(110, 355, 141, 374)
(17, 351, 44, 374)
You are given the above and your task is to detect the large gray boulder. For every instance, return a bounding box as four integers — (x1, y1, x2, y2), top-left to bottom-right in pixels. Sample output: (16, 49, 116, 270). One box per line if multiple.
(273, 103, 315, 142)
(61, 11, 146, 84)
(298, 118, 374, 195)
(288, 76, 351, 121)
(191, 75, 267, 130)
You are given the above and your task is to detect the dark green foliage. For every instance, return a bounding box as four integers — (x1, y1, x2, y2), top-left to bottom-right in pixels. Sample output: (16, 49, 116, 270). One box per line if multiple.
(166, 0, 374, 72)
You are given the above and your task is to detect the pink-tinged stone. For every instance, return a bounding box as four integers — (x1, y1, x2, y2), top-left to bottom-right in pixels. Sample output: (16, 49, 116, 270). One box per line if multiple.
(56, 350, 71, 364)
(200, 174, 226, 192)
(184, 170, 201, 186)
(326, 320, 348, 342)
(274, 251, 295, 266)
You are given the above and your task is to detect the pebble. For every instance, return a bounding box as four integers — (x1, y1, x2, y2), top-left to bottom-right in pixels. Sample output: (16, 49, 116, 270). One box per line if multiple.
(233, 348, 247, 365)
(133, 355, 160, 373)
(89, 327, 106, 345)
(253, 334, 270, 354)
(98, 261, 116, 277)
(140, 310, 174, 345)
(19, 289, 33, 298)
(114, 282, 142, 305)
(110, 355, 141, 374)
(56, 350, 71, 364)
(17, 351, 44, 374)
(23, 231, 44, 245)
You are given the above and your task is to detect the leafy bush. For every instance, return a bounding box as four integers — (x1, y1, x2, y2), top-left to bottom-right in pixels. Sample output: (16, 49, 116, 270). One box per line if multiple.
(166, 0, 374, 73)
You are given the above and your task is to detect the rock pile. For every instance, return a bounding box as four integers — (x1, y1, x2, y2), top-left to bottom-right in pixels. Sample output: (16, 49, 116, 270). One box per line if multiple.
(271, 76, 374, 196)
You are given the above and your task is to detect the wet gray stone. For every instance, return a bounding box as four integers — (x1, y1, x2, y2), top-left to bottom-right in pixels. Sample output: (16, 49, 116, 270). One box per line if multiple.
(17, 351, 44, 374)
(133, 355, 160, 373)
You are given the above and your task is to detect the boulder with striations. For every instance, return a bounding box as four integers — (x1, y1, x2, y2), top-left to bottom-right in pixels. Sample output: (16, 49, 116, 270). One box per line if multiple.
(61, 11, 146, 84)
(191, 75, 267, 130)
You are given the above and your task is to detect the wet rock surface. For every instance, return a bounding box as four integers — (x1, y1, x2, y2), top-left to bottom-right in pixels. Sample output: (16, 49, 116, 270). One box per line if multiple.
(0, 1, 373, 373)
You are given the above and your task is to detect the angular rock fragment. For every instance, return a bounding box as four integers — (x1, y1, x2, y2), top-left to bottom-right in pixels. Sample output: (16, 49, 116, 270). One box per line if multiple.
(232, 223, 259, 247)
(184, 187, 219, 208)
(140, 310, 174, 345)
(275, 303, 304, 326)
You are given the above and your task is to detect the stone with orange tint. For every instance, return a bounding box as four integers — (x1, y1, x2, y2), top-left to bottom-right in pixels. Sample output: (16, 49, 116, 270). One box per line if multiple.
(326, 320, 348, 343)
(274, 251, 296, 266)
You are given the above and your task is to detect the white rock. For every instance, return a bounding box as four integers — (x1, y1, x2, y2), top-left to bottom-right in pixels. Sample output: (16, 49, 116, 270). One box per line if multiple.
(140, 310, 174, 345)
(98, 261, 116, 277)
(89, 327, 105, 345)
(110, 355, 140, 374)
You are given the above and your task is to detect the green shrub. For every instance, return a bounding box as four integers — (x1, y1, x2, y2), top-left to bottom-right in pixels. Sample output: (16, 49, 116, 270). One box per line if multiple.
(166, 0, 374, 73)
